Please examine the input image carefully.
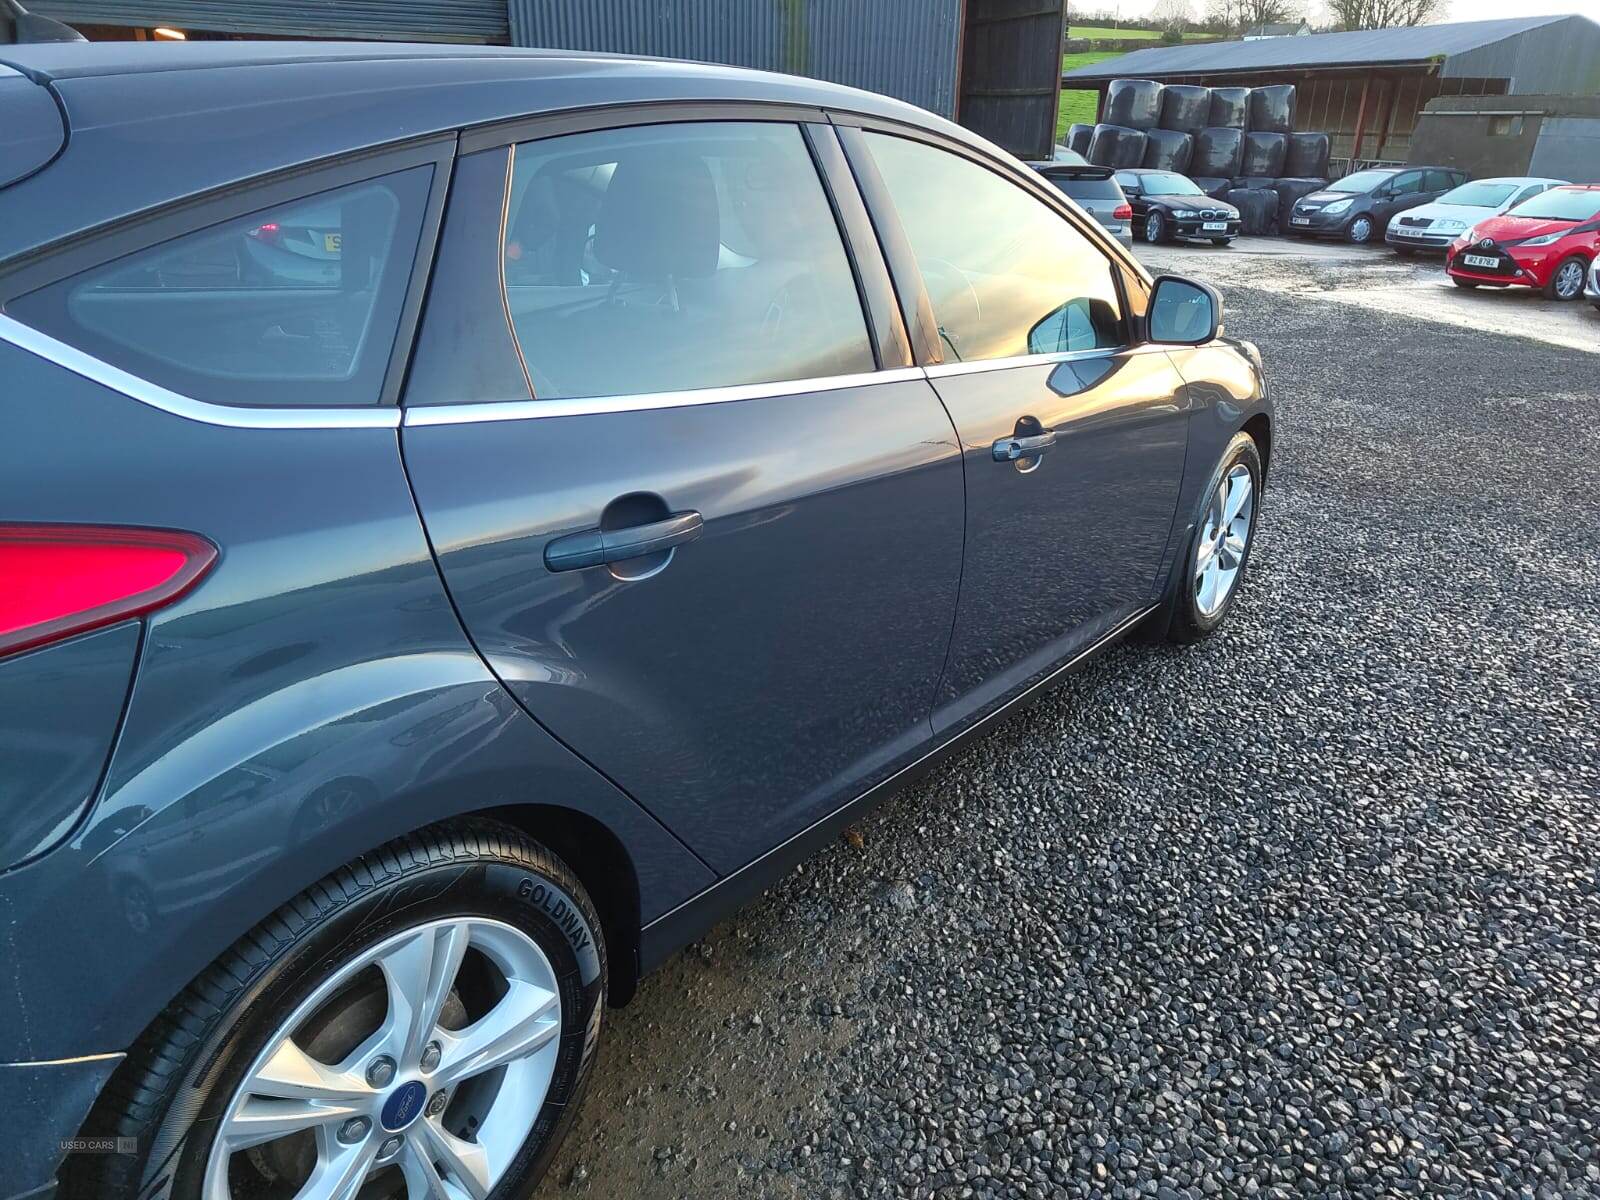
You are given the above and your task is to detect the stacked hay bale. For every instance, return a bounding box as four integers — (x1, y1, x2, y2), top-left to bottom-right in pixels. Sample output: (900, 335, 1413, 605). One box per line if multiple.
(1082, 78, 1331, 237)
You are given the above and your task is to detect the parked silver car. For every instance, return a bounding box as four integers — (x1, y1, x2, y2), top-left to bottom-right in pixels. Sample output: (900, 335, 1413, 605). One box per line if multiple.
(1385, 176, 1568, 252)
(1030, 154, 1134, 246)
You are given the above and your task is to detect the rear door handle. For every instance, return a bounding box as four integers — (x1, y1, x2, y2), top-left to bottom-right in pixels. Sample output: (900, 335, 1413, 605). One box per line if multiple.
(544, 511, 704, 572)
(992, 431, 1056, 462)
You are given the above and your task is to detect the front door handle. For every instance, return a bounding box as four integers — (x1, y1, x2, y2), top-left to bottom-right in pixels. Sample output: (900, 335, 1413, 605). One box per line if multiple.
(545, 511, 704, 572)
(992, 431, 1057, 462)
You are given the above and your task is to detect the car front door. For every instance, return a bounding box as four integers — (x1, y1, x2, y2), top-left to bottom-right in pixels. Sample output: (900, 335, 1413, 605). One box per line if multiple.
(1378, 169, 1426, 226)
(846, 128, 1189, 735)
(399, 117, 965, 875)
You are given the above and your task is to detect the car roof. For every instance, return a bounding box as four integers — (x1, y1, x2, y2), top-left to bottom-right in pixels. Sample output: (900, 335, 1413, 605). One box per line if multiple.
(0, 41, 968, 264)
(1457, 176, 1567, 185)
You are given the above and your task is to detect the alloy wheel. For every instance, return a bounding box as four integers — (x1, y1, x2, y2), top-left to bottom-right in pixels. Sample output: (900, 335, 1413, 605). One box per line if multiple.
(204, 917, 562, 1200)
(1553, 259, 1585, 300)
(1194, 463, 1255, 618)
(1145, 211, 1163, 244)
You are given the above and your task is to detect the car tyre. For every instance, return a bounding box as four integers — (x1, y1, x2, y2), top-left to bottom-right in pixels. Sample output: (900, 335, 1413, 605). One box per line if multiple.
(1544, 254, 1587, 301)
(1144, 210, 1166, 244)
(1211, 237, 1231, 247)
(1451, 276, 1480, 289)
(1164, 432, 1263, 645)
(1346, 215, 1375, 245)
(62, 820, 606, 1200)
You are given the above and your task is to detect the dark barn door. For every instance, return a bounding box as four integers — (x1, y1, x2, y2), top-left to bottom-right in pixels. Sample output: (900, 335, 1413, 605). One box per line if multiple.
(957, 0, 1066, 160)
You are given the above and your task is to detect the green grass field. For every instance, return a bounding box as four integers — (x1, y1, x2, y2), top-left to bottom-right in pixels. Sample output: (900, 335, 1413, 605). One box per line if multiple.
(1069, 25, 1212, 39)
(1056, 50, 1124, 142)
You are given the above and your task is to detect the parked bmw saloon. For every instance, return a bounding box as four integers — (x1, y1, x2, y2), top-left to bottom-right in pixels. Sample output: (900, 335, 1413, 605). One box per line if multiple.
(0, 42, 1272, 1200)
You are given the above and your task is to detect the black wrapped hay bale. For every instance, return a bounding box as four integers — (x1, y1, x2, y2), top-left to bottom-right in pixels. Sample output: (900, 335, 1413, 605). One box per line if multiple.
(1190, 127, 1244, 179)
(1226, 186, 1280, 235)
(1233, 176, 1279, 189)
(1191, 176, 1233, 199)
(1286, 131, 1330, 179)
(1105, 79, 1163, 130)
(1241, 131, 1288, 178)
(1274, 177, 1329, 229)
(1088, 123, 1148, 169)
(1248, 84, 1296, 134)
(1066, 123, 1095, 156)
(1208, 87, 1251, 129)
(1159, 84, 1211, 134)
(1141, 128, 1194, 173)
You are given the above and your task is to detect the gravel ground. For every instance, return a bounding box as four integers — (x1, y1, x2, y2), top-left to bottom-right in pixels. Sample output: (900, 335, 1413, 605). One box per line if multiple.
(535, 248, 1600, 1199)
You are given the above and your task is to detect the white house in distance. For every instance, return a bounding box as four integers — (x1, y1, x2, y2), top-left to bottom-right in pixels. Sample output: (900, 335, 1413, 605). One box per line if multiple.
(1245, 21, 1313, 40)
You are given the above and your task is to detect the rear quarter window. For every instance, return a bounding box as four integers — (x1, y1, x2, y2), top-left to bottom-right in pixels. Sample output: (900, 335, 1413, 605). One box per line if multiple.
(5, 166, 432, 408)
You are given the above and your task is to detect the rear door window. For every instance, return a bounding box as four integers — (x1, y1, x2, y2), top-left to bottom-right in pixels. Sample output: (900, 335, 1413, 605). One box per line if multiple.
(7, 167, 432, 407)
(500, 121, 875, 400)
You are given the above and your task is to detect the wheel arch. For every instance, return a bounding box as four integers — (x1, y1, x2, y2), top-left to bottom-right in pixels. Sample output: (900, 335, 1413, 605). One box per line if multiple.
(1242, 411, 1272, 473)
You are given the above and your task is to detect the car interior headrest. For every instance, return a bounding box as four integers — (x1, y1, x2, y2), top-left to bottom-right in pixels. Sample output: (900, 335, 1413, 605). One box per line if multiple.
(593, 149, 719, 281)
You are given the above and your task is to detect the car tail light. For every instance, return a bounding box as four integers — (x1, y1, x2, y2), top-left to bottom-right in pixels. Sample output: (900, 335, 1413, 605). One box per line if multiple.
(1113, 204, 1133, 221)
(0, 525, 217, 659)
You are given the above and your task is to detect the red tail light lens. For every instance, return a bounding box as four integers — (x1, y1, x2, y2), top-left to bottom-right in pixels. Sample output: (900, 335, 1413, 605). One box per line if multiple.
(1113, 204, 1133, 221)
(0, 525, 217, 658)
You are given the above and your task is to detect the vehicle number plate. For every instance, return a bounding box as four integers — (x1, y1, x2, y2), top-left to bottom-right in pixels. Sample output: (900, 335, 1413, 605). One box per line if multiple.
(1202, 221, 1227, 232)
(1462, 253, 1499, 268)
(1395, 226, 1424, 236)
(1291, 216, 1311, 226)
(323, 233, 342, 253)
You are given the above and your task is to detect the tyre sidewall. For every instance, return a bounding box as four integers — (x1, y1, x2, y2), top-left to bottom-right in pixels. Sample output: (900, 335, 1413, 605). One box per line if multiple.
(1173, 433, 1263, 640)
(137, 850, 604, 1200)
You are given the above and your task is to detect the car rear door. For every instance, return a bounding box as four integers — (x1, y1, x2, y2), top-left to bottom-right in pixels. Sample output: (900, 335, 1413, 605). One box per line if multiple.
(843, 126, 1188, 735)
(399, 114, 964, 876)
(1379, 169, 1427, 225)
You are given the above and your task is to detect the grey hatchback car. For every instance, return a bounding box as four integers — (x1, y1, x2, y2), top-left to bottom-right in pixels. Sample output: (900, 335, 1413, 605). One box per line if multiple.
(0, 41, 1272, 1200)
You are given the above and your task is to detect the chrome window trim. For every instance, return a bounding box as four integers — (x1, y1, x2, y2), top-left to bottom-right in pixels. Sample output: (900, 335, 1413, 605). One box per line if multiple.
(924, 343, 1160, 379)
(403, 366, 930, 425)
(0, 313, 402, 430)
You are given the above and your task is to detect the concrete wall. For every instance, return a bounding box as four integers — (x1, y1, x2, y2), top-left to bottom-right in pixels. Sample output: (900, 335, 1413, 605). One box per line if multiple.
(1530, 117, 1600, 184)
(1412, 95, 1600, 183)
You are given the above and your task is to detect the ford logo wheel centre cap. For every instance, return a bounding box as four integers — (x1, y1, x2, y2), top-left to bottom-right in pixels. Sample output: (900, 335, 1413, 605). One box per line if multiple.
(380, 1080, 429, 1132)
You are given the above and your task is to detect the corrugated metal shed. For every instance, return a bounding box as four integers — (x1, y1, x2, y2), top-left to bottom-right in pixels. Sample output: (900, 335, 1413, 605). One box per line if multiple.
(1062, 14, 1600, 95)
(29, 0, 509, 42)
(508, 0, 963, 118)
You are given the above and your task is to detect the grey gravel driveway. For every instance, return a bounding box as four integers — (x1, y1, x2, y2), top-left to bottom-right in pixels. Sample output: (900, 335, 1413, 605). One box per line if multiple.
(536, 241, 1600, 1200)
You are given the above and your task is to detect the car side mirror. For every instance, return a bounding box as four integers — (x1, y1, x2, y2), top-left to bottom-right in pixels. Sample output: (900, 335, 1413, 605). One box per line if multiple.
(1147, 275, 1221, 346)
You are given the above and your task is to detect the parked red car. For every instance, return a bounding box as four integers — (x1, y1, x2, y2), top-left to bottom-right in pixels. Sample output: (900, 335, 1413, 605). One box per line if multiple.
(1446, 184, 1600, 300)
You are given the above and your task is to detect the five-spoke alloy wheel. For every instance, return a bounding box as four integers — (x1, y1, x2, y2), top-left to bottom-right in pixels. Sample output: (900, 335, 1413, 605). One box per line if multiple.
(205, 918, 562, 1200)
(1165, 431, 1264, 643)
(66, 823, 606, 1200)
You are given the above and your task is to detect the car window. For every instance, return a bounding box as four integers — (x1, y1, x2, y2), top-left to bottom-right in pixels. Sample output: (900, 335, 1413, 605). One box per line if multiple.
(1114, 171, 1143, 192)
(865, 133, 1124, 362)
(1438, 181, 1516, 208)
(1329, 170, 1392, 193)
(1046, 174, 1123, 202)
(499, 121, 874, 400)
(1508, 188, 1600, 222)
(1424, 170, 1455, 191)
(1515, 183, 1547, 204)
(1389, 171, 1425, 195)
(7, 167, 432, 408)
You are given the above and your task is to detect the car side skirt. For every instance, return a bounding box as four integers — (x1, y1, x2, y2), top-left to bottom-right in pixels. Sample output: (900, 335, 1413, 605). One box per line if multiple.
(637, 602, 1158, 973)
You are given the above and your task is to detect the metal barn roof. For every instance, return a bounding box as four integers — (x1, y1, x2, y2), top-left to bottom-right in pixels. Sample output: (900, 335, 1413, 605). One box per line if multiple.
(1062, 14, 1600, 87)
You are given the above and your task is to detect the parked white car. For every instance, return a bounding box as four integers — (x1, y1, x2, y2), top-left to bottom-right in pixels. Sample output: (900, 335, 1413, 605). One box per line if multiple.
(1385, 176, 1569, 251)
